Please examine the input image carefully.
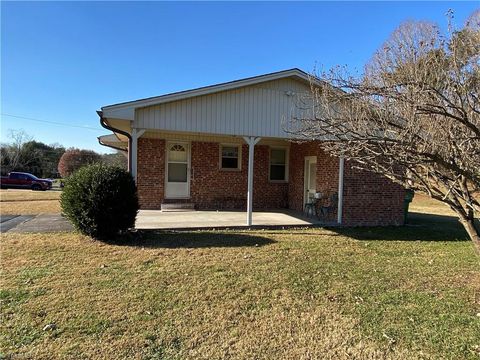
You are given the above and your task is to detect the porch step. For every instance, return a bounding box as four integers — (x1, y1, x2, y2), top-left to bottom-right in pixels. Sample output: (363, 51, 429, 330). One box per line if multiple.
(161, 202, 196, 211)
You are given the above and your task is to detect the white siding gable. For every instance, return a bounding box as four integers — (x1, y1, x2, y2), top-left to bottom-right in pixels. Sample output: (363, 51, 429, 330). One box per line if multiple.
(134, 78, 312, 139)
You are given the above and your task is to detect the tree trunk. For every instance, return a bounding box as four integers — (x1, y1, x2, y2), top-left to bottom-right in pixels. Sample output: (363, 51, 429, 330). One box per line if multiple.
(459, 217, 480, 254)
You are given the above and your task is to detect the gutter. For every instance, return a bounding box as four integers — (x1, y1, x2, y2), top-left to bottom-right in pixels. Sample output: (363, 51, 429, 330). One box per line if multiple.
(97, 110, 132, 172)
(97, 137, 128, 153)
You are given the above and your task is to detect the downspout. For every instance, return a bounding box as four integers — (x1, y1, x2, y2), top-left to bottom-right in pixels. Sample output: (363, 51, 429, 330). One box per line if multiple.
(97, 110, 132, 172)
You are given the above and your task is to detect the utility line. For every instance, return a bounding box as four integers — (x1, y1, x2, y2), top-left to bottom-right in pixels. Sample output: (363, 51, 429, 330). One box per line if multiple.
(1, 113, 102, 131)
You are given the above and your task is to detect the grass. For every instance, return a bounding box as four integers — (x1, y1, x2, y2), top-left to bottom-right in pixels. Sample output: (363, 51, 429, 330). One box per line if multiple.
(0, 190, 62, 202)
(0, 189, 61, 215)
(0, 193, 479, 359)
(409, 194, 457, 216)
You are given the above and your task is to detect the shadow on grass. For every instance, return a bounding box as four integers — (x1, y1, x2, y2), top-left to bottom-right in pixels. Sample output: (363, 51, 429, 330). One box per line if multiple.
(104, 211, 474, 246)
(111, 231, 277, 249)
(333, 211, 470, 242)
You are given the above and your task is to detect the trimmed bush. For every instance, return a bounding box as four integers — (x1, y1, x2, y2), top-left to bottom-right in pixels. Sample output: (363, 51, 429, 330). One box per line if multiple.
(61, 164, 138, 240)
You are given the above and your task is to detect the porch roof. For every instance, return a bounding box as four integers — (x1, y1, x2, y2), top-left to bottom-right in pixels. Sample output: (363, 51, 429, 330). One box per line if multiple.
(98, 134, 128, 151)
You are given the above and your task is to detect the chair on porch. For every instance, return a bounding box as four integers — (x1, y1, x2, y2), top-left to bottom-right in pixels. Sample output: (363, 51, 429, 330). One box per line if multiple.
(304, 201, 316, 218)
(318, 192, 338, 221)
(304, 192, 323, 218)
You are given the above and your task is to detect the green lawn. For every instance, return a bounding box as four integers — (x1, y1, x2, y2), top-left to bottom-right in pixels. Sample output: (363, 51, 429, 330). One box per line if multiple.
(0, 189, 61, 215)
(1, 196, 479, 359)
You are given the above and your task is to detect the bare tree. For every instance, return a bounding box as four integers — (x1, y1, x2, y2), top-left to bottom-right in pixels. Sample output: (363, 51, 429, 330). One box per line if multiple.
(0, 129, 37, 174)
(289, 11, 480, 250)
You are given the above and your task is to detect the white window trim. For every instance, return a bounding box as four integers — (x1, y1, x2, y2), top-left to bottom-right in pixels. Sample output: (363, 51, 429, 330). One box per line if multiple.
(269, 146, 289, 182)
(219, 143, 242, 171)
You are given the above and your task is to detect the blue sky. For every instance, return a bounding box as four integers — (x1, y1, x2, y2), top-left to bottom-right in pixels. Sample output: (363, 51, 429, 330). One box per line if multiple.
(1, 1, 478, 153)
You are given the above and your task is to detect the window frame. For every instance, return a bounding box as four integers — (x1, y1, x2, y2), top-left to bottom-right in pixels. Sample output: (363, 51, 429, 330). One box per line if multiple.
(269, 146, 289, 182)
(219, 144, 242, 171)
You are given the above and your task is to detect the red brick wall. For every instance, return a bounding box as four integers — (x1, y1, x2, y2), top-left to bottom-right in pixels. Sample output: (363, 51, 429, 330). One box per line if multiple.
(190, 142, 247, 209)
(342, 163, 405, 226)
(137, 138, 165, 209)
(137, 139, 288, 210)
(191, 142, 288, 209)
(252, 145, 289, 209)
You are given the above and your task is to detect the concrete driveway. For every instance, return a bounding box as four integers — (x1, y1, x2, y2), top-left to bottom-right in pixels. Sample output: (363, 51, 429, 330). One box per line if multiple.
(1, 214, 74, 233)
(135, 210, 319, 230)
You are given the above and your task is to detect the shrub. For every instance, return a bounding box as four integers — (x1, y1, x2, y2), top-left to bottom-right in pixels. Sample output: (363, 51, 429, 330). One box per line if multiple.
(61, 164, 138, 240)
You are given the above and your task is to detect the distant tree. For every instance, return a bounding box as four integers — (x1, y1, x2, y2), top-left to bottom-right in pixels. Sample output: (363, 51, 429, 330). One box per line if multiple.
(1, 130, 66, 178)
(58, 148, 102, 178)
(22, 141, 65, 178)
(1, 130, 36, 175)
(102, 151, 128, 170)
(43, 143, 65, 178)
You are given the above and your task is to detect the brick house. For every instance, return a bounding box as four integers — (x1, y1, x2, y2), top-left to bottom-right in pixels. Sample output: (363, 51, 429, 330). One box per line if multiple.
(98, 69, 405, 226)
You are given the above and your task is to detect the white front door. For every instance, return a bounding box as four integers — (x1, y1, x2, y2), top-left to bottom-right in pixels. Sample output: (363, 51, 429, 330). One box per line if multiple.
(165, 142, 190, 198)
(304, 156, 317, 205)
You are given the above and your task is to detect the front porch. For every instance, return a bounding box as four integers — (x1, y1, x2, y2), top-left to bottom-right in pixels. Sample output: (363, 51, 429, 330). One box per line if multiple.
(135, 209, 331, 230)
(134, 133, 345, 222)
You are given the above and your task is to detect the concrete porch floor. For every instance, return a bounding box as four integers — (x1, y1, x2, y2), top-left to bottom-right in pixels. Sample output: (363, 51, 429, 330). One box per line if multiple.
(135, 210, 323, 230)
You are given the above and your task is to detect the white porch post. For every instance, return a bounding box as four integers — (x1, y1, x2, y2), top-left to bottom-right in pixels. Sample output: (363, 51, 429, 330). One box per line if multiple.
(243, 136, 261, 226)
(337, 156, 345, 224)
(131, 128, 146, 182)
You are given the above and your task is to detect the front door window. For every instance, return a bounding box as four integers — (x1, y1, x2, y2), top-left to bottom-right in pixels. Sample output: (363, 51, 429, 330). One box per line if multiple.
(168, 144, 187, 183)
(166, 142, 190, 198)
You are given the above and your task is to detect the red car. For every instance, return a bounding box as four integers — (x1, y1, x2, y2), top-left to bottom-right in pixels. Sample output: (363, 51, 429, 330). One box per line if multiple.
(0, 172, 53, 191)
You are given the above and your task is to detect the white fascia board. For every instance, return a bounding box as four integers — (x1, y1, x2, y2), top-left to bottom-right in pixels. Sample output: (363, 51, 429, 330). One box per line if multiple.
(102, 107, 135, 121)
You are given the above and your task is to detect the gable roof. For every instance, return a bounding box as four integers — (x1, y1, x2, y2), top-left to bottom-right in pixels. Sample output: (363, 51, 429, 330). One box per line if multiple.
(101, 68, 317, 118)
